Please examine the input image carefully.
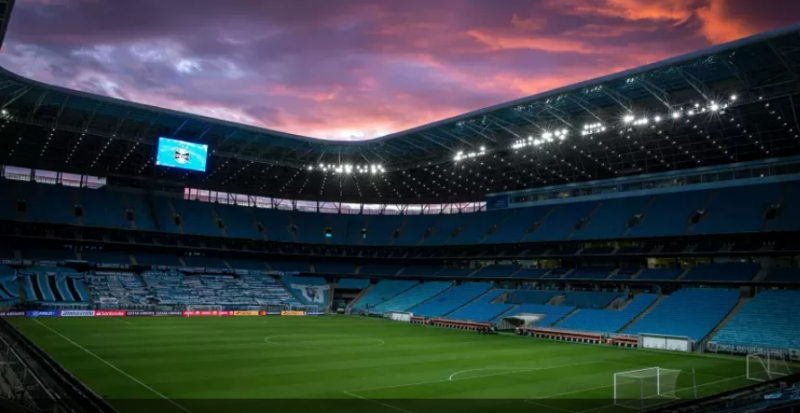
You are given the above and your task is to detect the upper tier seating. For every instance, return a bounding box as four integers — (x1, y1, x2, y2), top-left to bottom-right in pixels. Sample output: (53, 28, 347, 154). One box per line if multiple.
(182, 255, 228, 269)
(279, 276, 328, 306)
(500, 304, 576, 326)
(4, 179, 800, 246)
(411, 282, 493, 317)
(565, 267, 613, 280)
(353, 280, 417, 309)
(512, 269, 549, 278)
(435, 268, 473, 278)
(80, 250, 131, 264)
(764, 269, 800, 283)
(224, 259, 266, 271)
(337, 278, 370, 289)
(399, 266, 443, 276)
(507, 290, 560, 304)
(446, 290, 513, 322)
(637, 268, 683, 281)
(133, 253, 182, 267)
(557, 294, 657, 333)
(625, 288, 739, 341)
(359, 264, 403, 276)
(314, 262, 358, 274)
(268, 261, 311, 273)
(711, 290, 800, 350)
(471, 265, 521, 278)
(371, 281, 452, 312)
(561, 292, 622, 309)
(682, 263, 759, 282)
(214, 204, 262, 239)
(0, 266, 19, 301)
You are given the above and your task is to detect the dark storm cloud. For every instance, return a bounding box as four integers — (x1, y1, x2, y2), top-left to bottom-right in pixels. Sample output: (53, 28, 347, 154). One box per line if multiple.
(3, 0, 798, 139)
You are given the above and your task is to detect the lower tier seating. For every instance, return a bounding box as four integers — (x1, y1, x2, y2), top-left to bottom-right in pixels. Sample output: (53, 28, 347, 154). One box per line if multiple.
(557, 294, 657, 333)
(337, 278, 370, 289)
(353, 280, 417, 310)
(625, 288, 739, 341)
(411, 282, 493, 317)
(371, 281, 452, 312)
(711, 290, 800, 351)
(499, 304, 576, 326)
(446, 290, 513, 322)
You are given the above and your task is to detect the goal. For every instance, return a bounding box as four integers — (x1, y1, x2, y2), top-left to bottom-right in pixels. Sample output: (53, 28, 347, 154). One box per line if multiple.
(747, 353, 793, 382)
(614, 367, 681, 409)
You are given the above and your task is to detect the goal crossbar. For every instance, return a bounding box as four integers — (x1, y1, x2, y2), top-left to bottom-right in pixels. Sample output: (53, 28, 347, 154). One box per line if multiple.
(614, 367, 681, 406)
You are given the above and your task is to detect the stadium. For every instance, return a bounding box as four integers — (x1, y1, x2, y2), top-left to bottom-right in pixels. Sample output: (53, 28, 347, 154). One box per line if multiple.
(0, 1, 799, 412)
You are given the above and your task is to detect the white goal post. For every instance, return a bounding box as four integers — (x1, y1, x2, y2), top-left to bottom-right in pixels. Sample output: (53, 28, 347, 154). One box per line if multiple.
(747, 353, 793, 382)
(614, 367, 682, 409)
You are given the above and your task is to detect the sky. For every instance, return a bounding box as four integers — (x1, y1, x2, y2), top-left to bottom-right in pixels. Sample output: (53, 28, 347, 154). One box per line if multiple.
(1, 0, 799, 141)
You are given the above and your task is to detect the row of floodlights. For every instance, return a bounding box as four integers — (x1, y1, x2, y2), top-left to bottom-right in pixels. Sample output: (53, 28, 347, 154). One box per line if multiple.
(307, 163, 385, 174)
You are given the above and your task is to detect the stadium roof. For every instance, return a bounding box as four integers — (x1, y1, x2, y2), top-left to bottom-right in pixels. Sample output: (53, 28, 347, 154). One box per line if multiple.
(1, 0, 800, 203)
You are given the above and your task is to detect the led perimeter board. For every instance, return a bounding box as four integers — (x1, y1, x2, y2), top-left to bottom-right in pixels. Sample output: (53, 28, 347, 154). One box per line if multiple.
(156, 137, 209, 172)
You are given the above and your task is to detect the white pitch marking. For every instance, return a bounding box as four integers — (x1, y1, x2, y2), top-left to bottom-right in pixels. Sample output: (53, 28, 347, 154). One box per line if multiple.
(349, 360, 604, 393)
(32, 319, 192, 413)
(343, 390, 414, 413)
(448, 360, 605, 381)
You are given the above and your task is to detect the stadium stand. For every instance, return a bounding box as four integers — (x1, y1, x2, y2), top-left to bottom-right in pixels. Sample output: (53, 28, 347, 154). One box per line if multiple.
(411, 282, 493, 317)
(561, 291, 622, 308)
(499, 304, 576, 326)
(337, 278, 370, 289)
(557, 294, 657, 333)
(507, 290, 560, 304)
(625, 288, 740, 341)
(371, 281, 452, 312)
(399, 265, 443, 276)
(279, 276, 327, 306)
(214, 204, 262, 239)
(314, 262, 358, 274)
(470, 265, 520, 278)
(268, 261, 311, 273)
(182, 255, 228, 269)
(133, 253, 183, 267)
(80, 188, 131, 229)
(637, 268, 684, 281)
(565, 267, 613, 279)
(79, 250, 130, 264)
(763, 268, 800, 283)
(21, 248, 76, 261)
(359, 264, 403, 276)
(711, 290, 800, 350)
(434, 268, 473, 278)
(446, 289, 513, 322)
(682, 263, 760, 282)
(352, 280, 418, 310)
(575, 196, 652, 240)
(224, 259, 267, 271)
(512, 268, 549, 278)
(692, 184, 782, 235)
(0, 265, 19, 301)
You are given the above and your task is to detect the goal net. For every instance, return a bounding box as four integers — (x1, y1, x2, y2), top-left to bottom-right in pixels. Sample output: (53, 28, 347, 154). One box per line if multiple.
(614, 367, 681, 410)
(747, 353, 793, 382)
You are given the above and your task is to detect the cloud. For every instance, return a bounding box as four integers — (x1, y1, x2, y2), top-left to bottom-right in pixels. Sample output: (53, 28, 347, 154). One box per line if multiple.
(0, 0, 794, 141)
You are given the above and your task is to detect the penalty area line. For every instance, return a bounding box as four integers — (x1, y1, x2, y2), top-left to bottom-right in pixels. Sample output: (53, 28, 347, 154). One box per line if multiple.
(31, 319, 192, 413)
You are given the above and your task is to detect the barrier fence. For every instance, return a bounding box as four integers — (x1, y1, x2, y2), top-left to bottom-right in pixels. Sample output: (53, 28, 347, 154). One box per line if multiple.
(0, 310, 325, 317)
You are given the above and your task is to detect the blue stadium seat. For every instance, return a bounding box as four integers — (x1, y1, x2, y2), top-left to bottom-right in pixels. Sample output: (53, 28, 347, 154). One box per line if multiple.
(182, 255, 228, 269)
(268, 261, 311, 273)
(371, 281, 452, 312)
(564, 267, 613, 280)
(434, 268, 473, 277)
(525, 202, 598, 242)
(682, 263, 759, 282)
(637, 268, 683, 281)
(24, 184, 78, 225)
(512, 268, 549, 278)
(399, 266, 443, 276)
(625, 190, 709, 238)
(764, 269, 800, 283)
(471, 265, 521, 278)
(507, 290, 561, 304)
(411, 282, 493, 317)
(447, 289, 513, 322)
(80, 250, 131, 264)
(80, 188, 131, 228)
(353, 280, 418, 309)
(561, 292, 622, 308)
(170, 199, 222, 237)
(692, 184, 781, 235)
(314, 262, 358, 274)
(499, 304, 576, 326)
(359, 264, 403, 276)
(337, 278, 370, 289)
(134, 253, 182, 267)
(214, 204, 262, 239)
(252, 209, 294, 242)
(625, 288, 739, 341)
(225, 259, 267, 271)
(576, 196, 652, 240)
(557, 294, 657, 333)
(711, 290, 800, 350)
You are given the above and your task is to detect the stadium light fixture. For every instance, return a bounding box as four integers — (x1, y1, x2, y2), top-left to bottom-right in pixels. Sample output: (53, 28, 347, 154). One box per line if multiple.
(623, 114, 635, 124)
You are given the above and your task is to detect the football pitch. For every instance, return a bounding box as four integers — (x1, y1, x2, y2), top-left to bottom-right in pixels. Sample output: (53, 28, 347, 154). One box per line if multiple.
(9, 315, 753, 413)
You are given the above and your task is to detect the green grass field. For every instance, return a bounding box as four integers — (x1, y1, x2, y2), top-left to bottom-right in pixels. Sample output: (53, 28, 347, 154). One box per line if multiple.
(9, 315, 754, 413)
